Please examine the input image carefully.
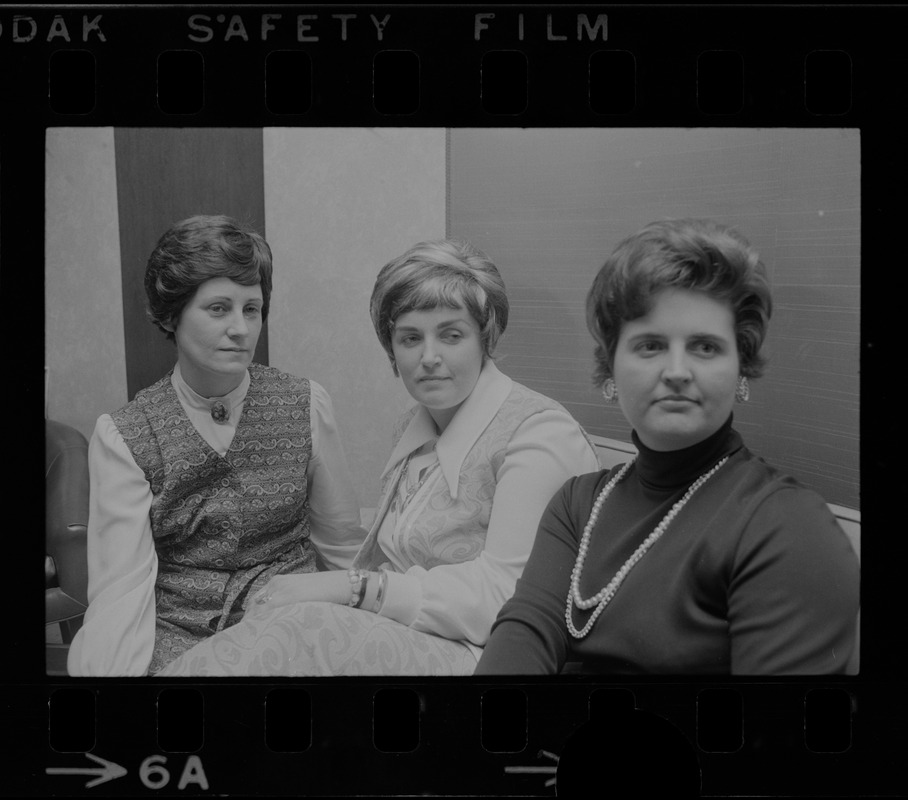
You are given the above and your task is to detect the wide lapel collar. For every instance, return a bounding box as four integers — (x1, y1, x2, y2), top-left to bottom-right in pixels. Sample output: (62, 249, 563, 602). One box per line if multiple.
(436, 360, 512, 499)
(357, 362, 512, 568)
(379, 406, 438, 482)
(378, 361, 513, 498)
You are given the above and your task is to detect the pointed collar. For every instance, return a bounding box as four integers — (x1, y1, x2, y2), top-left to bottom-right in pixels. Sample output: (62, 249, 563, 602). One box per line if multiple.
(171, 362, 250, 414)
(380, 360, 513, 499)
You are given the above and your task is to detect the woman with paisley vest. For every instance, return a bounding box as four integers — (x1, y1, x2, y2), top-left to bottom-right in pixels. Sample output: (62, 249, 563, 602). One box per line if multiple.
(68, 216, 367, 676)
(159, 238, 600, 676)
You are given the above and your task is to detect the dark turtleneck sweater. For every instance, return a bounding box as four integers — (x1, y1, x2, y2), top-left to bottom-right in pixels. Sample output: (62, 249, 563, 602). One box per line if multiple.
(476, 417, 860, 675)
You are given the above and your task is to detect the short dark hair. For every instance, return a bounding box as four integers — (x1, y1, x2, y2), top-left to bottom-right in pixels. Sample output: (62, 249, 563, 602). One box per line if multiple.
(369, 238, 509, 374)
(586, 218, 773, 384)
(144, 215, 273, 340)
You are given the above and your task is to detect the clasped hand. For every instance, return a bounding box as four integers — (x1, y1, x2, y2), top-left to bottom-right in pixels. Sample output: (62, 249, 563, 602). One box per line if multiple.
(246, 571, 349, 619)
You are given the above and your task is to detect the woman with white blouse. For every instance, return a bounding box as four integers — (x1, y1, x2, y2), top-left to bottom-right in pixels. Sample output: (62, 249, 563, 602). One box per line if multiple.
(67, 215, 366, 676)
(159, 238, 600, 676)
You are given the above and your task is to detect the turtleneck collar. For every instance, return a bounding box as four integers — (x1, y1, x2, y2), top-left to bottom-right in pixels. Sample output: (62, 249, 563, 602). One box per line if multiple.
(631, 414, 742, 490)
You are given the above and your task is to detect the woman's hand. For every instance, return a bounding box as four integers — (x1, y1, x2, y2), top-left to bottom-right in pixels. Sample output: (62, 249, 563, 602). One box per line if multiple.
(246, 571, 351, 619)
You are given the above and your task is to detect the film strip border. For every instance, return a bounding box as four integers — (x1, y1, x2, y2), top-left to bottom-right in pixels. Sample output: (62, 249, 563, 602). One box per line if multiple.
(25, 681, 892, 796)
(4, 3, 904, 797)
(3, 5, 885, 124)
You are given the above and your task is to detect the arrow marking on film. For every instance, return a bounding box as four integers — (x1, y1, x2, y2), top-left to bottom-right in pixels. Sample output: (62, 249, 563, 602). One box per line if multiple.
(505, 749, 559, 788)
(46, 752, 128, 788)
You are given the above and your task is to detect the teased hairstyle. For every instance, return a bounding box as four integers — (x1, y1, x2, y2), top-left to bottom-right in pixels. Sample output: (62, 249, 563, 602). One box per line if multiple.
(586, 218, 773, 384)
(370, 238, 509, 373)
(144, 215, 273, 340)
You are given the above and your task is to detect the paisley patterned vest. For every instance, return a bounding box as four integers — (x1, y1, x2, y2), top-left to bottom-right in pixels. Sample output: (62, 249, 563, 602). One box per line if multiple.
(111, 363, 317, 673)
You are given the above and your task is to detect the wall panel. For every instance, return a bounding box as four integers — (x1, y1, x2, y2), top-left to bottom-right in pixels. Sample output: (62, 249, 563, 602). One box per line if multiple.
(45, 128, 126, 440)
(46, 127, 446, 508)
(264, 128, 447, 506)
(449, 128, 860, 509)
(114, 128, 267, 398)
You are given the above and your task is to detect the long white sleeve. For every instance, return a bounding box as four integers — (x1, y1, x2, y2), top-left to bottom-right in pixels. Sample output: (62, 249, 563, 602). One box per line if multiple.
(66, 378, 365, 674)
(67, 415, 157, 676)
(306, 382, 368, 570)
(378, 408, 600, 647)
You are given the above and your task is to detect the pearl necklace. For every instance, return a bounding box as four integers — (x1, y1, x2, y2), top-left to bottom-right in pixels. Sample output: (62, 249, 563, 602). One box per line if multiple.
(565, 455, 729, 639)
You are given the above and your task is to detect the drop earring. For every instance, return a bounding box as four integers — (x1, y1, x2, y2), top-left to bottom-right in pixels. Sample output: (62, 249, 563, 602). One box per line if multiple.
(735, 376, 750, 403)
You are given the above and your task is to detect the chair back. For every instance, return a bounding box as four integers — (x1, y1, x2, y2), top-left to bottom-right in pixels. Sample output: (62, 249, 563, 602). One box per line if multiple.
(590, 434, 637, 471)
(46, 420, 90, 636)
(828, 504, 861, 675)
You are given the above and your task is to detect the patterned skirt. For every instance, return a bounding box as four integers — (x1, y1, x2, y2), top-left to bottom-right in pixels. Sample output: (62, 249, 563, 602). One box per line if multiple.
(156, 601, 478, 677)
(149, 548, 318, 675)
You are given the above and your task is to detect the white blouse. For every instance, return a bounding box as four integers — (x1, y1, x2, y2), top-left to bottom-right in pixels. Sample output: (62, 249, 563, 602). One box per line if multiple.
(67, 366, 366, 676)
(358, 361, 602, 660)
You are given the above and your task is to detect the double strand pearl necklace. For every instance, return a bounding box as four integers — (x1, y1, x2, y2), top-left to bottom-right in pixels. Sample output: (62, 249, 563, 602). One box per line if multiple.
(565, 454, 729, 639)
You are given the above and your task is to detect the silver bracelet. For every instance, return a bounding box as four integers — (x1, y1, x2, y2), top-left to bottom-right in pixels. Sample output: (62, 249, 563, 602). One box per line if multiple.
(373, 569, 388, 613)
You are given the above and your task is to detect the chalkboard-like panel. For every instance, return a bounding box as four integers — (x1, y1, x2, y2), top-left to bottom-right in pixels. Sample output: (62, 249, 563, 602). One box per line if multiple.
(449, 129, 859, 509)
(114, 128, 268, 399)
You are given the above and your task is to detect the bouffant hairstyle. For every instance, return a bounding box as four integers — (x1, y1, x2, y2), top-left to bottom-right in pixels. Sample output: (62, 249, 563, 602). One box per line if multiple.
(144, 215, 273, 340)
(586, 218, 772, 384)
(370, 238, 509, 375)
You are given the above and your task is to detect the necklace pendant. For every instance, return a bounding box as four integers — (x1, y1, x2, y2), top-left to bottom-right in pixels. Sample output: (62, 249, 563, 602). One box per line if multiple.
(211, 401, 229, 423)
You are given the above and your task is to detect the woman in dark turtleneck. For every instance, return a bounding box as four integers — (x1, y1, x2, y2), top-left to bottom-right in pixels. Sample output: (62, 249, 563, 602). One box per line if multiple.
(476, 219, 860, 675)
